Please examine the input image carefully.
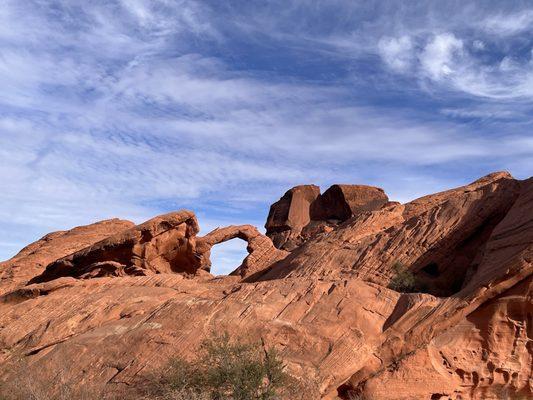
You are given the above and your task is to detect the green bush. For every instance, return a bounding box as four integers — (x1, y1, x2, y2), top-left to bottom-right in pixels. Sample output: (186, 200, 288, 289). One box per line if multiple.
(388, 261, 417, 293)
(151, 332, 290, 400)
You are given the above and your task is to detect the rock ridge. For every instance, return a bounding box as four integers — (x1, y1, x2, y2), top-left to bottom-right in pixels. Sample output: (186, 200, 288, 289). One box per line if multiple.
(0, 171, 530, 400)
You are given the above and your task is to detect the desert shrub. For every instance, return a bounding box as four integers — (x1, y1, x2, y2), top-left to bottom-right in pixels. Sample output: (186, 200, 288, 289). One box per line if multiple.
(148, 332, 290, 400)
(1, 333, 318, 400)
(388, 261, 417, 293)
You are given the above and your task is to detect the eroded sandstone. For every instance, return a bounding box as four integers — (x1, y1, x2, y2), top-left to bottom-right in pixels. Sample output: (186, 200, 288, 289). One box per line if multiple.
(265, 183, 389, 251)
(0, 172, 531, 400)
(0, 218, 134, 295)
(196, 224, 288, 278)
(30, 211, 201, 283)
(256, 172, 521, 298)
(265, 185, 320, 250)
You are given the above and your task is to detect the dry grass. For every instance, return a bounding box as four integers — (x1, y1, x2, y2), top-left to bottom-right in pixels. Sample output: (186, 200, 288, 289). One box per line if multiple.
(0, 357, 107, 400)
(0, 375, 105, 400)
(137, 388, 211, 400)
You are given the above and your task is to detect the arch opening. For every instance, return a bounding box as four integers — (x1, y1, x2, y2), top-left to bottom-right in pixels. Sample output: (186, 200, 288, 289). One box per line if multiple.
(208, 238, 249, 276)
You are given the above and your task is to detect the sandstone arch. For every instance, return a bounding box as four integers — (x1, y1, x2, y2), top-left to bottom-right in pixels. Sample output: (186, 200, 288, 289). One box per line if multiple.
(196, 225, 288, 278)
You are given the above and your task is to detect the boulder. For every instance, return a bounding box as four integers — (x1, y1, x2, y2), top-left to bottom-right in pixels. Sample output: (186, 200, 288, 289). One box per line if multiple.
(265, 184, 389, 251)
(310, 184, 389, 221)
(265, 185, 320, 250)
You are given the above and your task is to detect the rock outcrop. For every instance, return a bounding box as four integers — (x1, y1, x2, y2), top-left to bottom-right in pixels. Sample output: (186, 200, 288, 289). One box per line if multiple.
(339, 176, 533, 399)
(265, 185, 320, 250)
(0, 172, 531, 400)
(310, 184, 389, 221)
(0, 218, 134, 295)
(257, 172, 520, 297)
(30, 211, 201, 283)
(266, 184, 389, 250)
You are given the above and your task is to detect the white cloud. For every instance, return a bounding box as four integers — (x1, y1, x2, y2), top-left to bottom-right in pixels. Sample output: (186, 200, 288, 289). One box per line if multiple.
(472, 40, 485, 50)
(449, 55, 533, 100)
(440, 106, 522, 120)
(419, 33, 464, 80)
(378, 36, 414, 72)
(376, 29, 533, 101)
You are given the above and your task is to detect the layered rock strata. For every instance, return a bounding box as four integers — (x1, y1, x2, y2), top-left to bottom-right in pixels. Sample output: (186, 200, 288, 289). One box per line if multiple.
(0, 172, 531, 400)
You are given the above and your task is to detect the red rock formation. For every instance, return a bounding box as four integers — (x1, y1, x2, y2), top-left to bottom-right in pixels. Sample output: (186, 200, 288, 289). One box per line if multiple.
(266, 183, 388, 250)
(0, 172, 531, 400)
(256, 172, 520, 297)
(0, 218, 134, 295)
(351, 278, 532, 400)
(29, 211, 201, 283)
(339, 176, 533, 399)
(310, 184, 389, 221)
(265, 185, 320, 250)
(196, 225, 288, 278)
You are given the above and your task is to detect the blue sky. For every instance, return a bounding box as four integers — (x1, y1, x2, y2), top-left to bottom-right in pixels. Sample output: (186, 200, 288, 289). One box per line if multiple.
(1, 1, 533, 273)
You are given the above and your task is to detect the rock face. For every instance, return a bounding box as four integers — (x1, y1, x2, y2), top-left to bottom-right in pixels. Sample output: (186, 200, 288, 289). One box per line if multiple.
(265, 185, 320, 250)
(310, 184, 389, 221)
(339, 176, 533, 399)
(30, 211, 201, 283)
(266, 183, 389, 250)
(257, 172, 520, 297)
(0, 172, 531, 400)
(0, 218, 134, 295)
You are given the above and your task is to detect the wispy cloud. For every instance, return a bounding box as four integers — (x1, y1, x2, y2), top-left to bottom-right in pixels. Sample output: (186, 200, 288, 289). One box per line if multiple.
(481, 10, 533, 36)
(1, 0, 532, 272)
(368, 4, 533, 101)
(419, 33, 464, 80)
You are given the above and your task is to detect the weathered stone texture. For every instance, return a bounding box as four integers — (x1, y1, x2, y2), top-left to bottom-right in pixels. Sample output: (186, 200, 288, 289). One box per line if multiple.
(0, 172, 531, 400)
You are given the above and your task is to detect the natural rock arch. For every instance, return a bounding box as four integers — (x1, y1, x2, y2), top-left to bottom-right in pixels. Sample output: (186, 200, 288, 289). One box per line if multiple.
(196, 225, 288, 278)
(28, 214, 288, 283)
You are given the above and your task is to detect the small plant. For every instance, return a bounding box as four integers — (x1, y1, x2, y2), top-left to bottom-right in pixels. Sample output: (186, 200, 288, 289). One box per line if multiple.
(388, 261, 417, 293)
(149, 332, 290, 400)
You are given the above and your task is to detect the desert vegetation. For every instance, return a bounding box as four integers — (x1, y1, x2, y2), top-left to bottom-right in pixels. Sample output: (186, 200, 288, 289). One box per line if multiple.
(387, 261, 419, 292)
(0, 333, 316, 400)
(142, 332, 291, 400)
(0, 374, 104, 400)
